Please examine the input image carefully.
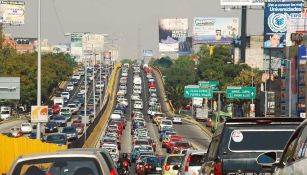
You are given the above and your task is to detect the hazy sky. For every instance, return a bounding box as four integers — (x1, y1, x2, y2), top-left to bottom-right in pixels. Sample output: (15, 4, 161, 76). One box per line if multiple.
(6, 0, 264, 59)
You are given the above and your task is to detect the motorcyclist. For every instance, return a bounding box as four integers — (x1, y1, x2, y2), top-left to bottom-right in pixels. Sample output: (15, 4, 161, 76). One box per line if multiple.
(117, 153, 131, 175)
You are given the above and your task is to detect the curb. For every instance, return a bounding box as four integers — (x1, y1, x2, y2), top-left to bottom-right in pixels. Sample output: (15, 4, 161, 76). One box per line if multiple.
(181, 117, 213, 139)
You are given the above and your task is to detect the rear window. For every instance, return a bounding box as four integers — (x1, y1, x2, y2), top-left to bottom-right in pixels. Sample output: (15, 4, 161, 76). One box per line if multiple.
(162, 121, 172, 125)
(167, 156, 184, 165)
(175, 142, 190, 147)
(228, 129, 295, 152)
(136, 140, 149, 145)
(189, 154, 205, 166)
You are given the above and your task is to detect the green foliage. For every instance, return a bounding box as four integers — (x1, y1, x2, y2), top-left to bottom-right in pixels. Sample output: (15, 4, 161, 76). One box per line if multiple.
(151, 56, 173, 74)
(0, 51, 76, 105)
(164, 57, 196, 109)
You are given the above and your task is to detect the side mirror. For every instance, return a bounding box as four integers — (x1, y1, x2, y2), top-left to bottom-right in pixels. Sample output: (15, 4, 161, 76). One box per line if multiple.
(256, 152, 277, 167)
(173, 165, 180, 170)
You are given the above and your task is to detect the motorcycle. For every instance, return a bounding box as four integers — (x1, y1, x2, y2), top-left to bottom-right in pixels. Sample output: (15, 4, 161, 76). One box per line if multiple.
(117, 160, 130, 175)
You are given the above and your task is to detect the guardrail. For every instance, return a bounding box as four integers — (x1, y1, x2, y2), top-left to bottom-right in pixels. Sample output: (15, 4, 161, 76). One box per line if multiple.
(150, 65, 176, 114)
(81, 64, 121, 148)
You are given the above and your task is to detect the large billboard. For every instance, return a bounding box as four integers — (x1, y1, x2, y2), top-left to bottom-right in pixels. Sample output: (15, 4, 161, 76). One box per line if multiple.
(264, 2, 304, 48)
(221, 0, 264, 6)
(82, 33, 104, 54)
(159, 18, 188, 52)
(178, 36, 192, 54)
(70, 32, 89, 57)
(0, 1, 25, 25)
(193, 17, 239, 44)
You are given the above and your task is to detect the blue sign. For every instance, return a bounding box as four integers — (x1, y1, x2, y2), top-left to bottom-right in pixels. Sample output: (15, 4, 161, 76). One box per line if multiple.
(143, 49, 153, 57)
(264, 2, 304, 48)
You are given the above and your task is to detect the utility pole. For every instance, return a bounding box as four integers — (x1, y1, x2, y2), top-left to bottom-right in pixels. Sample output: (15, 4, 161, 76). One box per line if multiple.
(240, 6, 247, 63)
(36, 0, 42, 140)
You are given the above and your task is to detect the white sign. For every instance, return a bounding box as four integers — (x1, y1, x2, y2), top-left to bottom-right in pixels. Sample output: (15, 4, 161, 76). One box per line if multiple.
(221, 0, 264, 6)
(31, 106, 48, 123)
(231, 130, 243, 142)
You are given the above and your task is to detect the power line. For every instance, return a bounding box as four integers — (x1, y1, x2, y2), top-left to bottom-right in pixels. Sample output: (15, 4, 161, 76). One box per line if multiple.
(51, 0, 67, 42)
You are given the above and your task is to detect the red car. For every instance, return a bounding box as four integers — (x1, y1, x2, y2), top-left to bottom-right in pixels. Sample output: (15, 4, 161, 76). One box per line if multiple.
(52, 104, 60, 114)
(148, 82, 156, 88)
(171, 141, 191, 154)
(165, 135, 184, 153)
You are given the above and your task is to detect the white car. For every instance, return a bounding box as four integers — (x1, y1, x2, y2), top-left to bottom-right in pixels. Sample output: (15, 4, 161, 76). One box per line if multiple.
(96, 81, 105, 88)
(172, 116, 182, 124)
(119, 86, 127, 95)
(66, 83, 74, 91)
(159, 119, 173, 131)
(122, 71, 128, 77)
(149, 87, 156, 93)
(67, 103, 79, 113)
(131, 93, 141, 101)
(133, 84, 142, 90)
(134, 101, 143, 109)
(72, 74, 81, 80)
(148, 78, 155, 83)
(101, 143, 120, 158)
(20, 123, 32, 134)
(133, 77, 142, 85)
(146, 74, 153, 79)
(133, 87, 142, 94)
(60, 107, 72, 116)
(118, 99, 129, 106)
(61, 91, 70, 100)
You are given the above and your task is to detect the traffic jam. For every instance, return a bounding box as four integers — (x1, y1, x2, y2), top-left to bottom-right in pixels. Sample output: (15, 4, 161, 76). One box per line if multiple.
(4, 63, 307, 175)
(2, 64, 109, 145)
(101, 63, 207, 175)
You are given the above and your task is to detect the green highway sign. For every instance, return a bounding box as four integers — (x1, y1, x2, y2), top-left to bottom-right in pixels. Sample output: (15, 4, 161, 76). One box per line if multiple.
(226, 86, 256, 99)
(198, 81, 219, 90)
(184, 85, 213, 98)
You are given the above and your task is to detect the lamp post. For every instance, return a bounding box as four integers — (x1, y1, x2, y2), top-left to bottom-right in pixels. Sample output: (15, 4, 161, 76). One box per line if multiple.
(36, 0, 42, 140)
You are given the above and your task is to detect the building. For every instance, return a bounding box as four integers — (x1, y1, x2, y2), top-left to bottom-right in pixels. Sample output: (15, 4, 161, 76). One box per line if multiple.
(14, 37, 37, 54)
(2, 34, 16, 48)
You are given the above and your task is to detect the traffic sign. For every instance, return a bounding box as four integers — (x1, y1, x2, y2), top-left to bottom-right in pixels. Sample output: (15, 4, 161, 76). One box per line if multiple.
(198, 81, 219, 90)
(226, 86, 256, 99)
(184, 85, 213, 98)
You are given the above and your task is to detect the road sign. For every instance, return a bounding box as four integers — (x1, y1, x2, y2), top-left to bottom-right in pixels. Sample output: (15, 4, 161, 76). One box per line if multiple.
(31, 106, 48, 123)
(226, 86, 256, 99)
(198, 81, 219, 90)
(184, 86, 213, 98)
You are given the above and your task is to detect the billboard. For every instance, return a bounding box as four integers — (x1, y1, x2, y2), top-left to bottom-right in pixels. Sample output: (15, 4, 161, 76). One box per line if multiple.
(0, 77, 20, 99)
(82, 33, 104, 54)
(31, 106, 48, 123)
(70, 32, 89, 57)
(264, 2, 304, 48)
(221, 0, 264, 6)
(297, 45, 307, 115)
(0, 1, 25, 25)
(178, 36, 192, 54)
(193, 17, 239, 44)
(159, 18, 188, 52)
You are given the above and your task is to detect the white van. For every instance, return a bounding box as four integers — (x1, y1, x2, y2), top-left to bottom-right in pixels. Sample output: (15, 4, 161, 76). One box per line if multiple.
(0, 106, 11, 120)
(110, 114, 121, 120)
(133, 77, 142, 85)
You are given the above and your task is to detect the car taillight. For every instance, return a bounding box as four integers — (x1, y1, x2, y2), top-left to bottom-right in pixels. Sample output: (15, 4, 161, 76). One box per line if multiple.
(214, 162, 222, 175)
(110, 169, 117, 175)
(165, 164, 170, 171)
(145, 165, 152, 169)
(123, 161, 129, 167)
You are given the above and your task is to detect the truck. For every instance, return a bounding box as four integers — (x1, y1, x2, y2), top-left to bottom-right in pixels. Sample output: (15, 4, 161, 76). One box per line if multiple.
(195, 106, 209, 121)
(0, 106, 11, 120)
(53, 97, 64, 108)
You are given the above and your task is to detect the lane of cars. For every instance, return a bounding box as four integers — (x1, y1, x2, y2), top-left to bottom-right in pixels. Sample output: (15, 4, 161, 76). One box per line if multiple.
(2, 64, 110, 146)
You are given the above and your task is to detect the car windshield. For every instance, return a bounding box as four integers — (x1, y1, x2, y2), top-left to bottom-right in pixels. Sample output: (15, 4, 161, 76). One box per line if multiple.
(53, 116, 65, 120)
(12, 157, 102, 175)
(175, 142, 190, 147)
(146, 157, 163, 165)
(103, 138, 116, 142)
(61, 109, 70, 112)
(162, 121, 172, 125)
(227, 129, 294, 152)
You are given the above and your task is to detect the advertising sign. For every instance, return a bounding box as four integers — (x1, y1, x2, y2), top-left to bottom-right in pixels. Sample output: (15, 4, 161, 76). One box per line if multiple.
(159, 18, 188, 52)
(104, 51, 112, 61)
(0, 77, 20, 99)
(264, 2, 304, 48)
(193, 17, 239, 44)
(221, 0, 264, 6)
(178, 37, 192, 54)
(0, 1, 25, 25)
(82, 33, 104, 54)
(31, 106, 48, 123)
(70, 32, 89, 57)
(297, 45, 306, 115)
(143, 49, 153, 57)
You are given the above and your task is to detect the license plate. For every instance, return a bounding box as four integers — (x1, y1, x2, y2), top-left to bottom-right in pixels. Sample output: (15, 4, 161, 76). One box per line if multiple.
(156, 167, 162, 171)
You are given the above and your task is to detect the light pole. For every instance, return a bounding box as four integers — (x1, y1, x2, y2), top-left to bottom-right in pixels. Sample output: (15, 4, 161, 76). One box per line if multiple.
(36, 0, 42, 140)
(84, 67, 87, 142)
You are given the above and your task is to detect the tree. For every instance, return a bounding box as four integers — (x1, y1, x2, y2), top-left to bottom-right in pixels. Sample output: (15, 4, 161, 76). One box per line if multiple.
(121, 59, 137, 65)
(165, 57, 197, 109)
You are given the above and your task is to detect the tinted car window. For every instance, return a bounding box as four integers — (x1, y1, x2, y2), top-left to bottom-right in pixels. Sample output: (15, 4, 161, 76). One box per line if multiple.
(189, 154, 205, 166)
(167, 156, 184, 165)
(228, 130, 294, 151)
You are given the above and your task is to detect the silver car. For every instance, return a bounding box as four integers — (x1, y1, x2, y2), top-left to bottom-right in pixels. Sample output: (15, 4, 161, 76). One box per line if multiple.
(9, 150, 118, 175)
